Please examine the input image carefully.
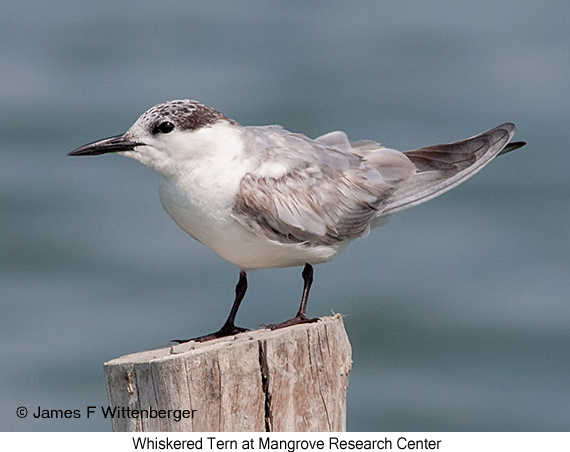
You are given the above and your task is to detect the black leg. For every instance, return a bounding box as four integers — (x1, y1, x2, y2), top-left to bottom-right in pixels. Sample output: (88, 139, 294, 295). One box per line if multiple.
(172, 270, 249, 343)
(267, 263, 319, 330)
(297, 263, 314, 318)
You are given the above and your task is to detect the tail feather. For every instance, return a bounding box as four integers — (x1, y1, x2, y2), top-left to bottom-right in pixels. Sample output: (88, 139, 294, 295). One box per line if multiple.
(381, 123, 522, 216)
(498, 140, 526, 156)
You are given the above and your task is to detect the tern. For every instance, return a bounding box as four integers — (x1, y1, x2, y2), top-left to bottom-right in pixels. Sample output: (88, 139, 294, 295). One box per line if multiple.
(69, 99, 525, 342)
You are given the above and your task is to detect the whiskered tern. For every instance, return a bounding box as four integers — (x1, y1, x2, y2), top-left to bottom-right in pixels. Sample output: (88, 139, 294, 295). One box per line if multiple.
(69, 100, 525, 342)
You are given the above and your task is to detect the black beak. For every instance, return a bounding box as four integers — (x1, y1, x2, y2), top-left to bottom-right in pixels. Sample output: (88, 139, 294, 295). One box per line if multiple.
(68, 134, 144, 156)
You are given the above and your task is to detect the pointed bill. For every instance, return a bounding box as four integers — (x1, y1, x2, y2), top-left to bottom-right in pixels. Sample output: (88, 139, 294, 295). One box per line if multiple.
(68, 134, 144, 156)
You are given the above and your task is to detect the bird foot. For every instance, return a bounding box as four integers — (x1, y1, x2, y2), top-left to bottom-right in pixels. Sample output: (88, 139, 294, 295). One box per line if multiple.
(171, 323, 248, 344)
(266, 314, 319, 330)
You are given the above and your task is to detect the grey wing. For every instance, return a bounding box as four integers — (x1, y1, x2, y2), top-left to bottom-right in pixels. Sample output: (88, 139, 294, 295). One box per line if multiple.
(380, 123, 521, 216)
(233, 166, 381, 246)
(233, 131, 415, 246)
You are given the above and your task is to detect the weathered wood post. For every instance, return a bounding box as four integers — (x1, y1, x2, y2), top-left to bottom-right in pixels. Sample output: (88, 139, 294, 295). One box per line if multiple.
(104, 314, 352, 432)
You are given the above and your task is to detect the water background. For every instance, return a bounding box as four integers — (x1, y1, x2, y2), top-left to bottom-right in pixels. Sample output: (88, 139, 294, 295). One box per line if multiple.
(1, 0, 569, 431)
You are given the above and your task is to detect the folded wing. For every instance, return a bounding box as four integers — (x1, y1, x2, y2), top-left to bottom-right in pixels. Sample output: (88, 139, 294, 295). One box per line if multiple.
(233, 123, 523, 246)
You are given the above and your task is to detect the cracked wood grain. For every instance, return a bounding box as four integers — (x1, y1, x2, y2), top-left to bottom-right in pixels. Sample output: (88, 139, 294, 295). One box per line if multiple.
(104, 315, 351, 432)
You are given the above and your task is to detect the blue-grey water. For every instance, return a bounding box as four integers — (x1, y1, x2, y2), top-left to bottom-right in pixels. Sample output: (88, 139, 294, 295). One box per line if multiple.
(2, 0, 569, 432)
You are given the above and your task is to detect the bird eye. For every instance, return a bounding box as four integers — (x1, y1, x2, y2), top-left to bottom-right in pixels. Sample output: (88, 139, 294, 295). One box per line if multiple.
(154, 121, 175, 134)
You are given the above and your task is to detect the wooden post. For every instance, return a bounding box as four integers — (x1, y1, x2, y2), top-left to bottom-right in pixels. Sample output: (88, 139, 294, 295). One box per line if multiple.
(104, 314, 352, 432)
